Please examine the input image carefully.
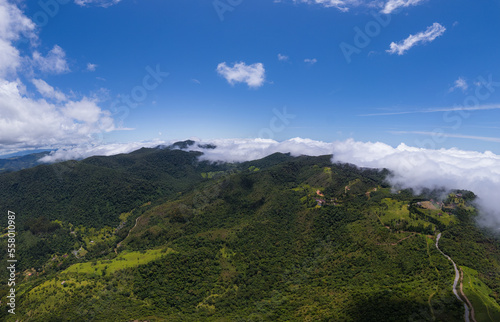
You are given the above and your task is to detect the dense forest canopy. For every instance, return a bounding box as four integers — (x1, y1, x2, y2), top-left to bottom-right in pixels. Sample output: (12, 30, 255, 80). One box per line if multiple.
(1, 142, 499, 321)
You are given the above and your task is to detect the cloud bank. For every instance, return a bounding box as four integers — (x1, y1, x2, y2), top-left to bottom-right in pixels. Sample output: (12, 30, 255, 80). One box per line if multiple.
(41, 137, 500, 226)
(195, 138, 500, 226)
(39, 139, 168, 163)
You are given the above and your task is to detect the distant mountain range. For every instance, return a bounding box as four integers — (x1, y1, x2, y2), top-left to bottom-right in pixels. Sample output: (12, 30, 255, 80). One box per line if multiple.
(0, 151, 51, 173)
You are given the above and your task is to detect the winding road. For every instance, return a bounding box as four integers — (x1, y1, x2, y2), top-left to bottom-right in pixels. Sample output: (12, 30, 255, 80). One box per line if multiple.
(435, 233, 471, 322)
(114, 216, 141, 253)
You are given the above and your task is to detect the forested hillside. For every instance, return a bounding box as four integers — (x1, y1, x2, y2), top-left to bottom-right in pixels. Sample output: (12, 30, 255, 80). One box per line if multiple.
(1, 145, 500, 321)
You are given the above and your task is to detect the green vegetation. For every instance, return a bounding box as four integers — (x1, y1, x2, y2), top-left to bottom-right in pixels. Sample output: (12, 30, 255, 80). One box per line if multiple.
(461, 266, 500, 321)
(1, 144, 499, 321)
(63, 248, 175, 276)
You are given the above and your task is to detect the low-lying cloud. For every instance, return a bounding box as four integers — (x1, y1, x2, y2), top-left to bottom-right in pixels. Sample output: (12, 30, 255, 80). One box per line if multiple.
(40, 137, 500, 226)
(195, 138, 500, 227)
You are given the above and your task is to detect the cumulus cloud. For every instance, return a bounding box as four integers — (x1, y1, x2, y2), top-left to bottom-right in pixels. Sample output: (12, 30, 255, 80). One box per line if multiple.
(387, 23, 446, 55)
(449, 77, 468, 92)
(216, 62, 266, 88)
(74, 0, 122, 8)
(381, 0, 425, 14)
(0, 0, 36, 41)
(0, 0, 36, 77)
(32, 78, 67, 101)
(86, 63, 97, 72)
(0, 38, 20, 77)
(0, 1, 117, 154)
(0, 79, 115, 150)
(32, 45, 70, 74)
(304, 58, 318, 65)
(278, 54, 289, 61)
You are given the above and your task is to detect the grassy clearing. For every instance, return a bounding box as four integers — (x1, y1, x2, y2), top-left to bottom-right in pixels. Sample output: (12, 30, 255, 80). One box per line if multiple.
(461, 266, 500, 322)
(119, 211, 132, 222)
(381, 198, 411, 220)
(379, 198, 434, 230)
(379, 198, 456, 229)
(74, 225, 116, 249)
(420, 207, 457, 226)
(63, 248, 175, 276)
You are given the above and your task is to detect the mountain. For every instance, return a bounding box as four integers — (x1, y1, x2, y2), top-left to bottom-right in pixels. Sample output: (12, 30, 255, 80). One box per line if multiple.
(0, 151, 50, 174)
(1, 146, 500, 321)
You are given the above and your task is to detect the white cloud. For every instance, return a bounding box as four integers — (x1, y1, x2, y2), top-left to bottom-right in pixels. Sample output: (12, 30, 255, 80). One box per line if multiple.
(295, 0, 360, 12)
(0, 1, 117, 153)
(278, 54, 289, 61)
(329, 139, 500, 227)
(360, 104, 500, 116)
(32, 78, 67, 102)
(62, 98, 107, 123)
(0, 38, 20, 77)
(449, 77, 468, 92)
(86, 63, 97, 72)
(32, 45, 70, 74)
(387, 23, 446, 55)
(0, 0, 36, 42)
(74, 0, 122, 8)
(304, 58, 318, 64)
(40, 139, 167, 163)
(0, 0, 36, 77)
(0, 79, 115, 150)
(281, 0, 425, 14)
(216, 62, 266, 88)
(381, 0, 424, 14)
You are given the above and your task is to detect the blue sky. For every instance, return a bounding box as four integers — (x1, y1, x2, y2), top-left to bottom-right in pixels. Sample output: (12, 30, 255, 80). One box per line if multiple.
(1, 0, 500, 156)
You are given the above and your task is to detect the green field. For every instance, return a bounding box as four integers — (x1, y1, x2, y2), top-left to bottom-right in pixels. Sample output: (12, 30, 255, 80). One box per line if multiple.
(461, 266, 500, 322)
(63, 247, 175, 276)
(377, 198, 457, 233)
(379, 198, 434, 230)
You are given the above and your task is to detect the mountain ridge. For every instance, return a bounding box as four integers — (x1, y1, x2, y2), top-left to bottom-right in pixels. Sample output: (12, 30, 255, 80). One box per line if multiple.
(1, 145, 500, 321)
